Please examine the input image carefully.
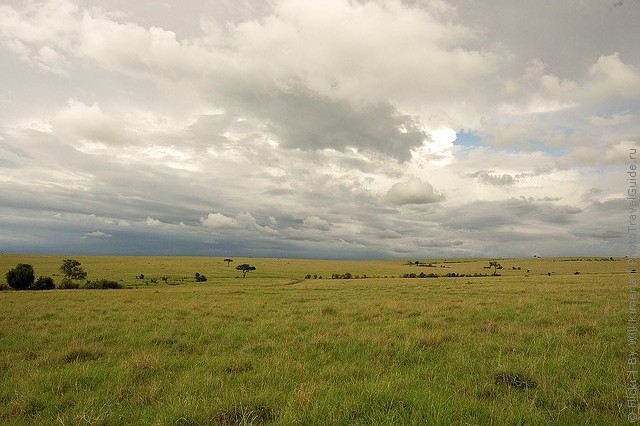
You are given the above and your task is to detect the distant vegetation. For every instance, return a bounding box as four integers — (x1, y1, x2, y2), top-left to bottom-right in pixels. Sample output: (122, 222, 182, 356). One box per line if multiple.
(2, 259, 124, 290)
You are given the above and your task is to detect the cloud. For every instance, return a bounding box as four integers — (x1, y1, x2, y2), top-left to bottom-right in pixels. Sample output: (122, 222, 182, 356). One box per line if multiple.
(385, 178, 445, 205)
(53, 99, 126, 144)
(82, 230, 112, 238)
(246, 88, 429, 161)
(0, 0, 634, 258)
(303, 216, 331, 231)
(471, 170, 517, 186)
(144, 217, 161, 226)
(439, 198, 583, 231)
(379, 229, 402, 239)
(200, 212, 279, 235)
(200, 213, 237, 229)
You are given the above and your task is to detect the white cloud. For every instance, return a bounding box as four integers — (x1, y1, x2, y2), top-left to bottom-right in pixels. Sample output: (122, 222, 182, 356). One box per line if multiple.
(144, 217, 161, 226)
(53, 99, 125, 144)
(82, 230, 112, 238)
(200, 213, 237, 229)
(385, 178, 445, 205)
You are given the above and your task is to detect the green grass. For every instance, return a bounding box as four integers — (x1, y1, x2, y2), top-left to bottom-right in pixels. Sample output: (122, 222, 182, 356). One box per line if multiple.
(0, 255, 633, 424)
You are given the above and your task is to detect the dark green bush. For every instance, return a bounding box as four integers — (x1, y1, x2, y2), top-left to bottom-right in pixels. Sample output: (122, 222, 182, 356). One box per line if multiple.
(58, 277, 80, 289)
(6, 264, 35, 290)
(33, 276, 55, 290)
(85, 279, 123, 289)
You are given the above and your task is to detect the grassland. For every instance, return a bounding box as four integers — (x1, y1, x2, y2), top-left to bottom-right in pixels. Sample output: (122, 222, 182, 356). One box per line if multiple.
(0, 255, 633, 424)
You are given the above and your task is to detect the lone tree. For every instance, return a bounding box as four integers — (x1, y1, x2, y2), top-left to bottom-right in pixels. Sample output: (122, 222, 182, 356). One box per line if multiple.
(235, 263, 256, 278)
(224, 258, 233, 266)
(6, 264, 35, 290)
(489, 261, 502, 276)
(60, 259, 87, 283)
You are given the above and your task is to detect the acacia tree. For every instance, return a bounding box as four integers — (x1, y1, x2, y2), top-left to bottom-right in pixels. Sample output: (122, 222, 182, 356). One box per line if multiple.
(489, 261, 502, 276)
(235, 263, 256, 278)
(60, 259, 87, 283)
(224, 258, 233, 266)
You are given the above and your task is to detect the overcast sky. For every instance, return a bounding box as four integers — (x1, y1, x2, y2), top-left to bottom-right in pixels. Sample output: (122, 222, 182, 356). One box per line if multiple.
(0, 0, 637, 258)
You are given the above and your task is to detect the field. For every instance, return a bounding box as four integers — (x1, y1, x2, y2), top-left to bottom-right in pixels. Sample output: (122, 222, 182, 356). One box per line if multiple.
(0, 254, 633, 425)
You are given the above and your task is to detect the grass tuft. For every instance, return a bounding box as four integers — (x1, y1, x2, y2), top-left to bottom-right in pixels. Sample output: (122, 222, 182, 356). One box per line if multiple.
(63, 348, 100, 363)
(321, 306, 337, 316)
(215, 404, 276, 426)
(569, 324, 595, 336)
(494, 371, 537, 390)
(225, 361, 253, 375)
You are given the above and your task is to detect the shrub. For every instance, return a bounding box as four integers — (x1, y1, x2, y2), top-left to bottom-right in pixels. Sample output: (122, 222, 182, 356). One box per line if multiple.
(59, 277, 80, 289)
(33, 276, 55, 290)
(85, 279, 123, 289)
(6, 264, 35, 290)
(195, 275, 207, 282)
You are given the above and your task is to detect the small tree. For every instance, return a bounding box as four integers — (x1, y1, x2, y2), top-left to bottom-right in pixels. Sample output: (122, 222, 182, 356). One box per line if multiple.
(235, 263, 256, 278)
(489, 261, 502, 276)
(224, 258, 233, 266)
(6, 264, 35, 290)
(60, 259, 87, 284)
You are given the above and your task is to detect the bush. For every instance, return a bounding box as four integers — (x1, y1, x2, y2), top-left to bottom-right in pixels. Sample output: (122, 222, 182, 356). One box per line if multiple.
(33, 276, 55, 290)
(195, 275, 207, 282)
(59, 277, 80, 289)
(6, 264, 35, 290)
(85, 279, 123, 289)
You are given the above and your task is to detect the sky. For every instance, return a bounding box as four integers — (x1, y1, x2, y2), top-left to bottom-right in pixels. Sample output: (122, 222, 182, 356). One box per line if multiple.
(0, 0, 638, 259)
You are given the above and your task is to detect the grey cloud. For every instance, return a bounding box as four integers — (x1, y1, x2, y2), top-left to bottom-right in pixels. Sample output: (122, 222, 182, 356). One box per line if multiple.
(379, 229, 402, 239)
(0, 158, 18, 168)
(451, 0, 640, 77)
(239, 87, 429, 162)
(572, 229, 623, 239)
(611, 1, 624, 10)
(440, 198, 582, 231)
(471, 170, 517, 186)
(303, 216, 331, 231)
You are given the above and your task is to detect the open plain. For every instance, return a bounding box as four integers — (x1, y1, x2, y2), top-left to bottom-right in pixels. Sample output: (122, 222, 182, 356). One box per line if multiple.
(0, 255, 632, 424)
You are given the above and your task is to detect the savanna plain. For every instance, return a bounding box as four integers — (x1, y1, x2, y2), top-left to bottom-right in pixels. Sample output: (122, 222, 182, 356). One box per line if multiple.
(0, 254, 633, 425)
